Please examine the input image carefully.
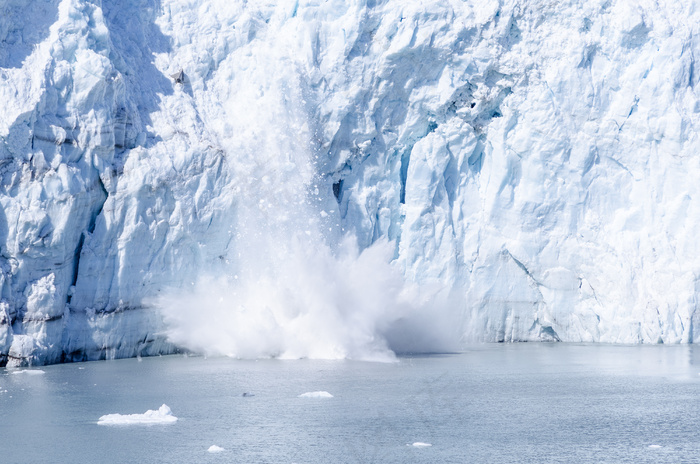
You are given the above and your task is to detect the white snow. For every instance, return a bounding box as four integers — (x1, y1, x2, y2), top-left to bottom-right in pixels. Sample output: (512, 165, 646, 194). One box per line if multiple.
(207, 445, 225, 453)
(97, 404, 178, 426)
(10, 370, 45, 376)
(2, 0, 700, 365)
(298, 391, 334, 398)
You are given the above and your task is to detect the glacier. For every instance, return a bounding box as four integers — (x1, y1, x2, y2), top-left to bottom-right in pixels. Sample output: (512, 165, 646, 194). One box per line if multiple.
(1, 0, 700, 366)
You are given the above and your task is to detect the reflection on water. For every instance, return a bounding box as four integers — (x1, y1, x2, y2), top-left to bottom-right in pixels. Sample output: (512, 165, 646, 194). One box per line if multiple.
(2, 344, 700, 464)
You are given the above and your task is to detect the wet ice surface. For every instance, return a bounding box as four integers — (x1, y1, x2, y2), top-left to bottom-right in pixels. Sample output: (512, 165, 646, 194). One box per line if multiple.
(2, 344, 700, 464)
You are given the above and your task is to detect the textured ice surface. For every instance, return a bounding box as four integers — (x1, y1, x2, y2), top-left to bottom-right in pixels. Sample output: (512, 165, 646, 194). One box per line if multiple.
(2, 0, 700, 365)
(298, 391, 334, 398)
(97, 404, 177, 425)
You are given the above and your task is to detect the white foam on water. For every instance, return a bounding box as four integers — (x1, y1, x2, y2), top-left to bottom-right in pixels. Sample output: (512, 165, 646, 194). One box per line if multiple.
(298, 391, 334, 398)
(410, 442, 432, 448)
(11, 370, 45, 376)
(97, 404, 178, 426)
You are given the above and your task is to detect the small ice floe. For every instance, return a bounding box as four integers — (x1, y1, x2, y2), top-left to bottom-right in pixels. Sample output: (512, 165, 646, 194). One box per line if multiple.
(11, 370, 45, 376)
(410, 442, 432, 448)
(648, 445, 662, 449)
(97, 404, 178, 425)
(207, 445, 225, 453)
(298, 391, 333, 398)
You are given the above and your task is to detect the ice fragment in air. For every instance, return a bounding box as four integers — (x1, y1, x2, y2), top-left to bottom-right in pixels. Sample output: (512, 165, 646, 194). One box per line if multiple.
(170, 69, 185, 84)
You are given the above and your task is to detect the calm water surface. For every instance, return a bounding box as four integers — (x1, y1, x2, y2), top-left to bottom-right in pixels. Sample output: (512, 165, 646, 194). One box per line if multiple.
(2, 344, 700, 463)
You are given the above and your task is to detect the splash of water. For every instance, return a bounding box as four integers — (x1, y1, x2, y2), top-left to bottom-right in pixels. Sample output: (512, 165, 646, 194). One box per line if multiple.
(162, 238, 395, 361)
(159, 234, 461, 361)
(156, 26, 461, 361)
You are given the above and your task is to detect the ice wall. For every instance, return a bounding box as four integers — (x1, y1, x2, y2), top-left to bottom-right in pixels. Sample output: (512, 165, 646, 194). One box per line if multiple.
(2, 0, 700, 365)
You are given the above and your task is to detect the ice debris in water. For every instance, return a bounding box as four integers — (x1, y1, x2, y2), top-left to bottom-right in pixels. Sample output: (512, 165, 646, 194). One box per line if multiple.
(410, 442, 432, 448)
(207, 445, 225, 453)
(97, 404, 178, 425)
(648, 445, 662, 449)
(11, 370, 45, 376)
(298, 391, 333, 398)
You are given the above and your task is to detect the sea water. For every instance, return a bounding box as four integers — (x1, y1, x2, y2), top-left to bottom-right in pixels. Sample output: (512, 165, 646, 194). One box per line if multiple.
(2, 344, 700, 463)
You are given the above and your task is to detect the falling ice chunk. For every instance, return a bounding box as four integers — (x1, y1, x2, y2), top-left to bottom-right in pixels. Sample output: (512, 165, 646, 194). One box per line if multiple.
(170, 69, 184, 83)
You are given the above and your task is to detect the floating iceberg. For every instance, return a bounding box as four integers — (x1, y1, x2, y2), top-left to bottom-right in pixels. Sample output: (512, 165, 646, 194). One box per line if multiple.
(10, 370, 45, 376)
(97, 404, 178, 426)
(298, 391, 334, 398)
(410, 442, 432, 448)
(207, 445, 225, 453)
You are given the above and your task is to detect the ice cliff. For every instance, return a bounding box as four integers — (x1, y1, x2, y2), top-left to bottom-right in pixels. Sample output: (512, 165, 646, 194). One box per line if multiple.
(2, 0, 700, 365)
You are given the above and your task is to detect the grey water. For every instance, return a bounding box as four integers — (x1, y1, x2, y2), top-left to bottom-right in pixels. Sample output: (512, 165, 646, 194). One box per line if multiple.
(2, 344, 700, 464)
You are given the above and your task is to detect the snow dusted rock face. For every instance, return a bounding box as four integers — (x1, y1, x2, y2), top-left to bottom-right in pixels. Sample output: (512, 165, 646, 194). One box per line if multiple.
(1, 0, 699, 365)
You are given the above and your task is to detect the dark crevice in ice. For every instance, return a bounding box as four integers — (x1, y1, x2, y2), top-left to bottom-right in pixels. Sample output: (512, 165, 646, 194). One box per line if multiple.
(399, 121, 437, 205)
(539, 325, 561, 342)
(68, 234, 85, 301)
(89, 175, 108, 234)
(505, 249, 540, 286)
(67, 175, 108, 304)
(332, 179, 343, 203)
(399, 149, 409, 204)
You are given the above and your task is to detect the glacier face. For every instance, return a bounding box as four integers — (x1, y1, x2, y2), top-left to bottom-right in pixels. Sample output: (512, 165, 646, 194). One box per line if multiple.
(2, 0, 700, 365)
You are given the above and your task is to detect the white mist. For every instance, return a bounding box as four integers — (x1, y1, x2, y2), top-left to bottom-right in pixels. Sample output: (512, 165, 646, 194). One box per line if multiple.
(154, 20, 459, 361)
